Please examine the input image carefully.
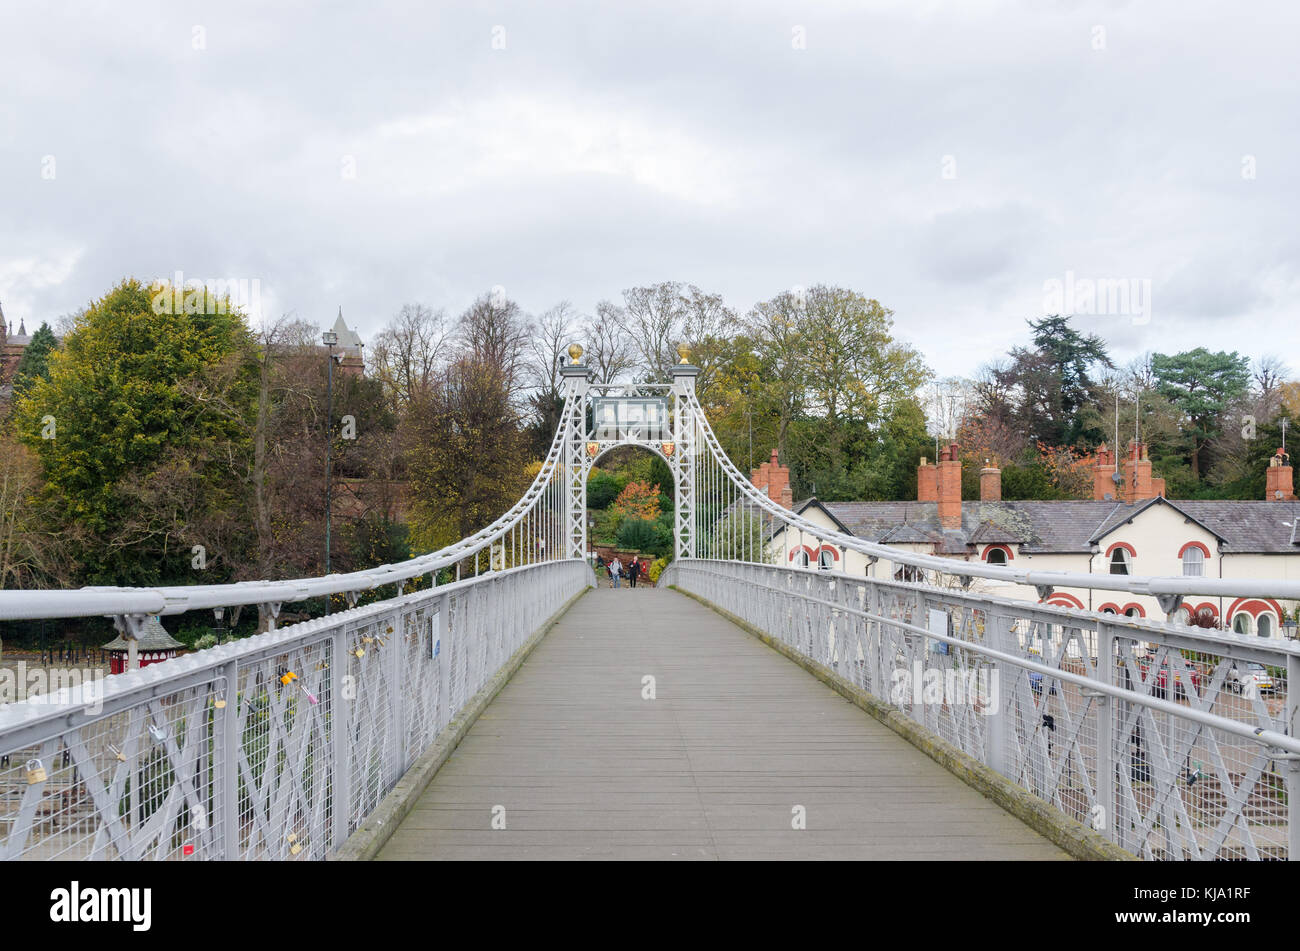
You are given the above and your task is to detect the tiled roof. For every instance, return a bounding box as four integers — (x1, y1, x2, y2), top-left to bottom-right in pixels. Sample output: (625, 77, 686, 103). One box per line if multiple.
(753, 495, 1300, 556)
(1177, 500, 1300, 553)
(102, 616, 184, 652)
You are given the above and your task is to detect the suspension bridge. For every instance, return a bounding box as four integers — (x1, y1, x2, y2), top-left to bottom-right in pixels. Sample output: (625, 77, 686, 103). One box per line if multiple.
(1, 345, 1298, 861)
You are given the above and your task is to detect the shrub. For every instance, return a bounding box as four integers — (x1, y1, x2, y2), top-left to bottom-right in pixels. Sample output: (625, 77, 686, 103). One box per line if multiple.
(648, 557, 669, 584)
(617, 517, 657, 552)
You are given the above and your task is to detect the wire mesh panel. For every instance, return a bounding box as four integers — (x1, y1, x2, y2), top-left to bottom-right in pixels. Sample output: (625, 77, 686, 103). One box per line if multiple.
(666, 559, 1299, 861)
(0, 559, 592, 861)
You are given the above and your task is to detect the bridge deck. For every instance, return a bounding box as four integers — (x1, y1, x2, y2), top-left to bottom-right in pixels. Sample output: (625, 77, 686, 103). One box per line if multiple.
(378, 585, 1068, 860)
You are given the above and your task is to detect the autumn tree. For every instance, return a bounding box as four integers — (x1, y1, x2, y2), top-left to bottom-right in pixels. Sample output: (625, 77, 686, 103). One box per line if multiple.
(405, 357, 530, 553)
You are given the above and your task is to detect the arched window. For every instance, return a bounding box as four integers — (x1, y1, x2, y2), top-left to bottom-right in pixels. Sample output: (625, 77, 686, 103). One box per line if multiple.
(1181, 546, 1204, 577)
(1258, 614, 1273, 638)
(1125, 606, 1142, 618)
(818, 549, 834, 570)
(986, 547, 1007, 566)
(1101, 607, 1117, 615)
(1233, 613, 1253, 636)
(1109, 547, 1131, 575)
(795, 549, 810, 568)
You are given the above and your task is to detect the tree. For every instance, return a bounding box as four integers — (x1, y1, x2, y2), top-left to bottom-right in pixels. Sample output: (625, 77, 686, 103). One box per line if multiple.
(609, 480, 662, 523)
(368, 303, 449, 407)
(999, 316, 1112, 447)
(1152, 348, 1251, 478)
(621, 281, 736, 388)
(11, 322, 58, 397)
(802, 286, 930, 473)
(405, 357, 530, 553)
(13, 279, 257, 584)
(585, 302, 637, 385)
(456, 291, 532, 398)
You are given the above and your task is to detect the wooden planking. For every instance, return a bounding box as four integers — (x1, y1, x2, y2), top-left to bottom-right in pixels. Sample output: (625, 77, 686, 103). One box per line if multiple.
(378, 585, 1069, 860)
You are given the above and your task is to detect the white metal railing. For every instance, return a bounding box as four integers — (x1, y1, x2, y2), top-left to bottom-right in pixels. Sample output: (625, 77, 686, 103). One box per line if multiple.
(0, 560, 593, 860)
(665, 559, 1300, 860)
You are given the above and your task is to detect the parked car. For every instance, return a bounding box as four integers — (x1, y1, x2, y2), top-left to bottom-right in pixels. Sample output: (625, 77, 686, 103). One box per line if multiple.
(1226, 662, 1276, 695)
(1139, 656, 1202, 700)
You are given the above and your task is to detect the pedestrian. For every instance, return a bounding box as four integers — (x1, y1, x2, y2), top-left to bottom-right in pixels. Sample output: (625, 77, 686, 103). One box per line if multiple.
(595, 552, 606, 573)
(628, 556, 639, 589)
(610, 556, 622, 589)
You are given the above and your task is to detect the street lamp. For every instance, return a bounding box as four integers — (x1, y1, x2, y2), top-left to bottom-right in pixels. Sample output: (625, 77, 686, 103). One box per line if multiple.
(322, 328, 340, 614)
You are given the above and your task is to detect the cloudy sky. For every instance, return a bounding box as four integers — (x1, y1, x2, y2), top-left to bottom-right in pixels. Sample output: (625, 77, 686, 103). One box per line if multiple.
(2, 0, 1297, 377)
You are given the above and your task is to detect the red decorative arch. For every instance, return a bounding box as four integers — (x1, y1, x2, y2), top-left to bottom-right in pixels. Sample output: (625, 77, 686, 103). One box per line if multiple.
(1105, 542, 1137, 559)
(1191, 602, 1218, 619)
(816, 545, 839, 562)
(1177, 541, 1211, 559)
(1121, 602, 1146, 618)
(1043, 592, 1085, 610)
(1098, 602, 1121, 614)
(1226, 597, 1283, 621)
(982, 544, 1014, 562)
(788, 544, 817, 564)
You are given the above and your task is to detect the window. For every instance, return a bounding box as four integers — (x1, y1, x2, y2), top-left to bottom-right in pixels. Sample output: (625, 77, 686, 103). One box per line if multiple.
(986, 547, 1007, 566)
(795, 549, 810, 568)
(893, 565, 923, 583)
(1233, 613, 1253, 636)
(818, 549, 835, 570)
(1101, 607, 1117, 615)
(1181, 546, 1204, 577)
(1109, 548, 1131, 575)
(1125, 607, 1142, 619)
(1258, 614, 1273, 638)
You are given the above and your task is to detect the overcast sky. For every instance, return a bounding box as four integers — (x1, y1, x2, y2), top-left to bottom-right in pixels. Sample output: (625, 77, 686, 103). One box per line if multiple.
(2, 0, 1297, 378)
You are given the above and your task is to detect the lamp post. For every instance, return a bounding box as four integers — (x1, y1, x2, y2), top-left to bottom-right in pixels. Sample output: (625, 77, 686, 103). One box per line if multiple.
(322, 329, 339, 614)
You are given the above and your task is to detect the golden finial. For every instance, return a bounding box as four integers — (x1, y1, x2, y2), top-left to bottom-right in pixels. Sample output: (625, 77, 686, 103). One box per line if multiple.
(567, 343, 583, 363)
(676, 342, 692, 364)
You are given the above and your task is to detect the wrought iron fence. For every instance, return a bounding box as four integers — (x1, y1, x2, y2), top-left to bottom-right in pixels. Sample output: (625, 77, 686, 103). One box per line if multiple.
(665, 559, 1300, 860)
(0, 560, 592, 860)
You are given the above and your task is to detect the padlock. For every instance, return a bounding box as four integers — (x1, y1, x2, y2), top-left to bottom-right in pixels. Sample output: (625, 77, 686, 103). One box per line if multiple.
(362, 636, 374, 645)
(214, 698, 227, 709)
(25, 759, 47, 784)
(289, 842, 303, 856)
(353, 648, 365, 658)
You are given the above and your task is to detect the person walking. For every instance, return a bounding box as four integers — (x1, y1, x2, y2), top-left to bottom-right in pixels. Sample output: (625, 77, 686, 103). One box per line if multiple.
(610, 556, 622, 589)
(628, 556, 639, 589)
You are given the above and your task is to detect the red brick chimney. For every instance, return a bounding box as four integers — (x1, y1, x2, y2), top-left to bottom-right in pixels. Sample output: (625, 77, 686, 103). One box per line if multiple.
(917, 456, 938, 502)
(1092, 443, 1117, 500)
(937, 442, 962, 529)
(1122, 440, 1165, 504)
(979, 461, 1001, 502)
(750, 448, 793, 508)
(1266, 448, 1295, 501)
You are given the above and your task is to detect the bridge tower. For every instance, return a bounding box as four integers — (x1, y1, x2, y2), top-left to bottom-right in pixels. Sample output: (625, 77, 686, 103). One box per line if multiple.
(558, 344, 700, 561)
